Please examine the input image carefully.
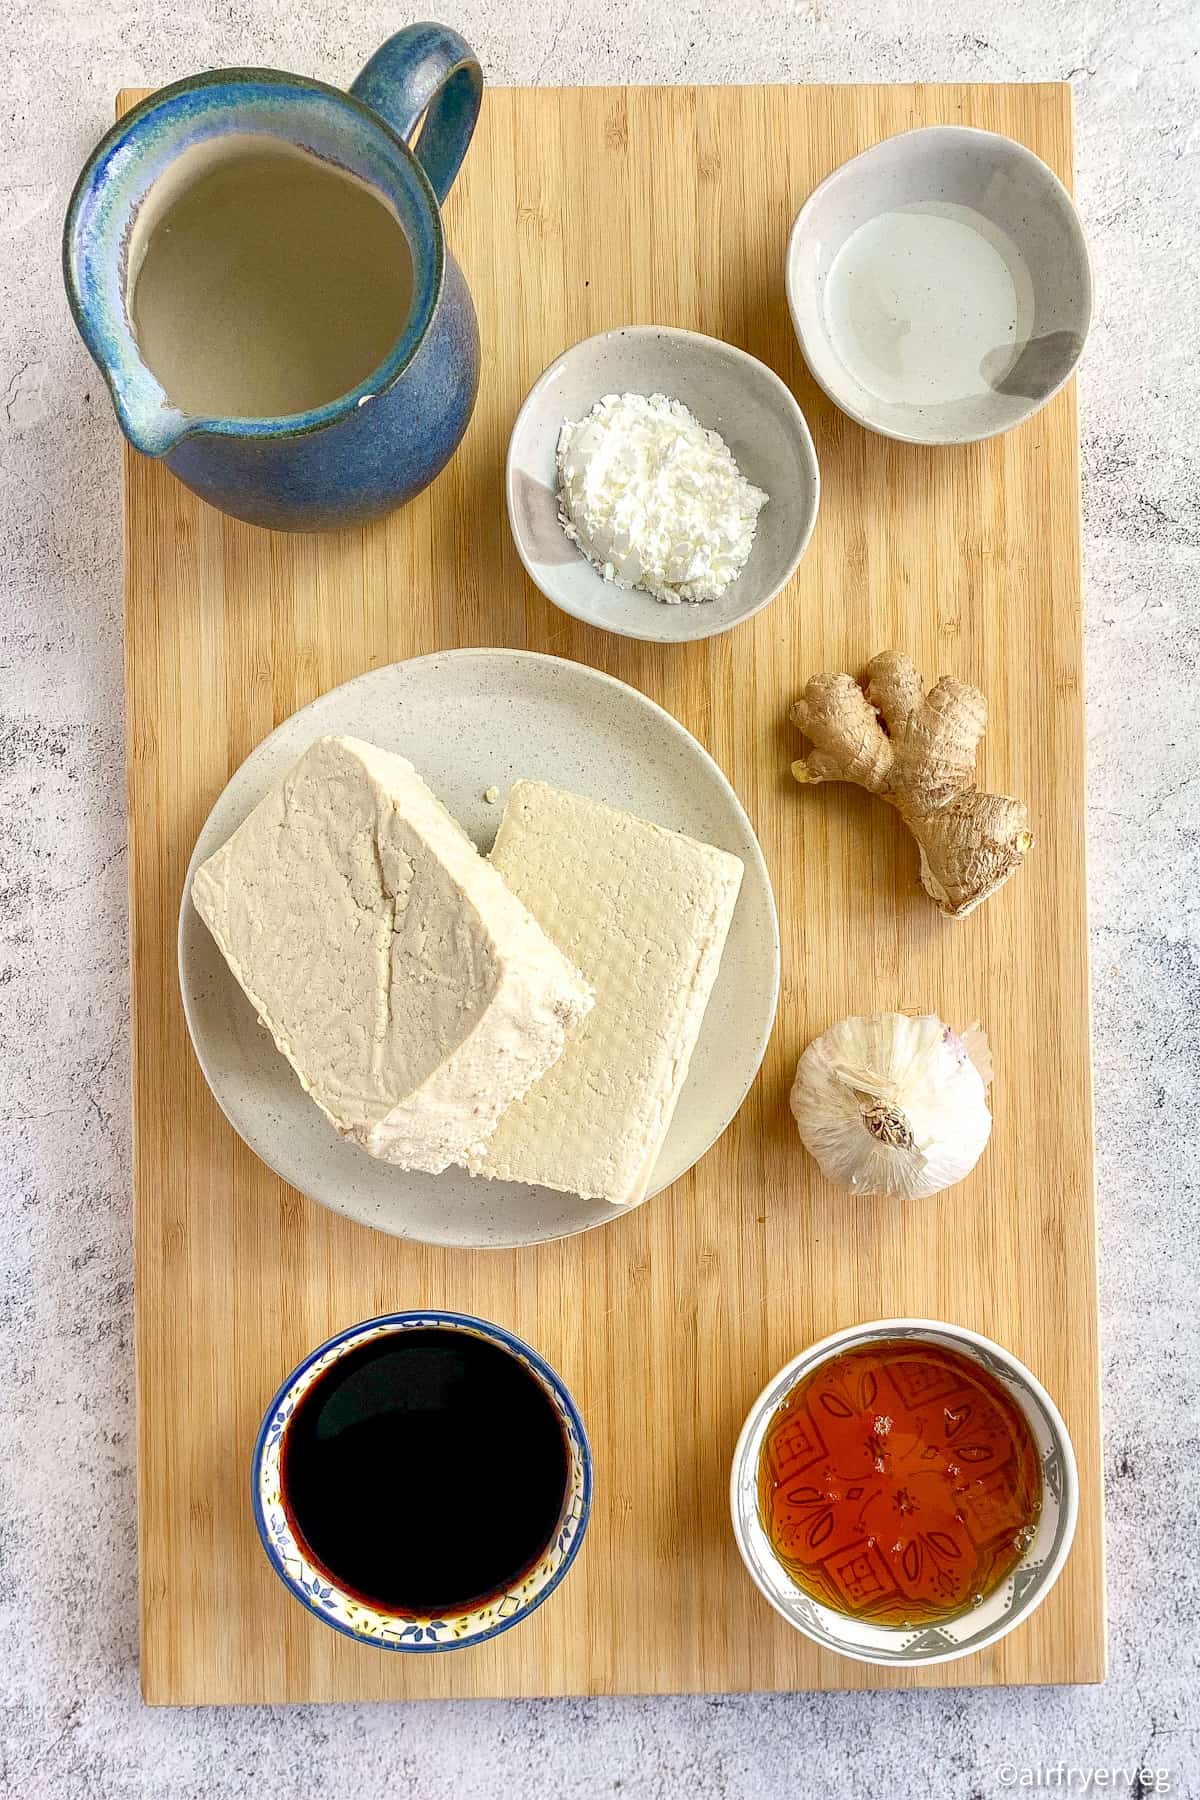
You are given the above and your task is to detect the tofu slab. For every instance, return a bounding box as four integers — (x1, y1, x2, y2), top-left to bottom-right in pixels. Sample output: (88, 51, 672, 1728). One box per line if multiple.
(191, 738, 592, 1173)
(469, 781, 744, 1205)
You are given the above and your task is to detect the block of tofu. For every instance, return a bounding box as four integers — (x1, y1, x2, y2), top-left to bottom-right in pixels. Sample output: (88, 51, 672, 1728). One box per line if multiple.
(191, 738, 593, 1173)
(468, 781, 744, 1205)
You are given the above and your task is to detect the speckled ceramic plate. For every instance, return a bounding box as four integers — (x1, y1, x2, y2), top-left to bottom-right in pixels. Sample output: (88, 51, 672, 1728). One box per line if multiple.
(178, 649, 780, 1248)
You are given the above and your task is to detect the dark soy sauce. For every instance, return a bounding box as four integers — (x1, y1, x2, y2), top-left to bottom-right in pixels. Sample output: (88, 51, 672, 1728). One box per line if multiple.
(282, 1328, 570, 1614)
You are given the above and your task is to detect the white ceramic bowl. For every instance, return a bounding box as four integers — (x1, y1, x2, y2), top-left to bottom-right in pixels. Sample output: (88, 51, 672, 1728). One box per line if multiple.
(730, 1318, 1079, 1667)
(506, 326, 820, 643)
(786, 127, 1092, 445)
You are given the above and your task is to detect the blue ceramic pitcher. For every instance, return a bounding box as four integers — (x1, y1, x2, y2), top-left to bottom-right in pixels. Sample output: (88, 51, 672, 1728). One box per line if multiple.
(63, 26, 482, 532)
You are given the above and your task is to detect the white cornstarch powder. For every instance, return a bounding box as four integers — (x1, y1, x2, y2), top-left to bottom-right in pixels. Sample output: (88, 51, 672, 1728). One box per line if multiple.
(555, 392, 769, 604)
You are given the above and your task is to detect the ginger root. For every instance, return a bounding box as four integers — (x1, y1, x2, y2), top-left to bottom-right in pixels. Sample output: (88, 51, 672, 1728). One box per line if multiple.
(790, 650, 1033, 919)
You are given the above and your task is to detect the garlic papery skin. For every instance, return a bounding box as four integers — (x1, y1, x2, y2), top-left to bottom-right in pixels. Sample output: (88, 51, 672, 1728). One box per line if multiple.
(789, 1013, 992, 1198)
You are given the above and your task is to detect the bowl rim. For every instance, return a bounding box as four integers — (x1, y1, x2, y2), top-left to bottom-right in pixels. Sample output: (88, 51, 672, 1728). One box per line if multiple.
(784, 124, 1094, 447)
(729, 1314, 1080, 1667)
(505, 323, 820, 643)
(251, 1308, 592, 1652)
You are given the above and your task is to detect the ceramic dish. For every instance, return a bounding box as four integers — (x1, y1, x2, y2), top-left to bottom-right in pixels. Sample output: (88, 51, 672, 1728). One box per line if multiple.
(730, 1318, 1078, 1667)
(786, 127, 1092, 445)
(64, 29, 484, 531)
(506, 326, 820, 643)
(179, 649, 780, 1248)
(252, 1310, 591, 1651)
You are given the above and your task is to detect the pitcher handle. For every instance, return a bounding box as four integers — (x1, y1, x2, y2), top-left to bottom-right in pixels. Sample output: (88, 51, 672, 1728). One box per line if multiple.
(351, 24, 482, 205)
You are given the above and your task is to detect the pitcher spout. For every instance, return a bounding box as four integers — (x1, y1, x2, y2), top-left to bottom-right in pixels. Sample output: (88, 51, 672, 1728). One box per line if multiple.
(111, 378, 189, 459)
(62, 119, 191, 463)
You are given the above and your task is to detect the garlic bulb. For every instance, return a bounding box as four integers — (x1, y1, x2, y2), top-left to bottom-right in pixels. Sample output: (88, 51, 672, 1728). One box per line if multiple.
(789, 1013, 992, 1198)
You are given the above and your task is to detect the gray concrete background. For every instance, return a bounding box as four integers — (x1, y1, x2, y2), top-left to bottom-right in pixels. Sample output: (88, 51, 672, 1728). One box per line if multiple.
(2, 1, 1197, 1795)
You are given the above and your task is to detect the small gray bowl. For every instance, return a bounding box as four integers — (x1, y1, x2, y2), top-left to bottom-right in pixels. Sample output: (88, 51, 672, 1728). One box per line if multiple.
(730, 1318, 1079, 1667)
(786, 127, 1092, 445)
(506, 326, 820, 644)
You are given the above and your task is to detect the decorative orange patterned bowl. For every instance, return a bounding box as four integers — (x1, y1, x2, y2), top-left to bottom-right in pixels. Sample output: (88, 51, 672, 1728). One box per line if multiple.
(730, 1318, 1078, 1667)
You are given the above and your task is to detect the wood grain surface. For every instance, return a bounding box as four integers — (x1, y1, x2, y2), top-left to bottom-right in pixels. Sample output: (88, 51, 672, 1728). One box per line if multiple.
(120, 80, 1105, 1702)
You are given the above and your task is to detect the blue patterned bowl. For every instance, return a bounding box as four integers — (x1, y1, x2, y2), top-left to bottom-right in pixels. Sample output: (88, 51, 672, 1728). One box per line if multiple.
(252, 1311, 591, 1651)
(731, 1318, 1079, 1667)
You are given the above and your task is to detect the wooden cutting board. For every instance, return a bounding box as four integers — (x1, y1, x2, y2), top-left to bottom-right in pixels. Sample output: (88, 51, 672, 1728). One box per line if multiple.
(121, 79, 1105, 1702)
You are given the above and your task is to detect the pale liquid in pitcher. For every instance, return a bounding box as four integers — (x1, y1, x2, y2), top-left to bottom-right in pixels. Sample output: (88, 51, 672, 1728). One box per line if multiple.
(130, 140, 414, 419)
